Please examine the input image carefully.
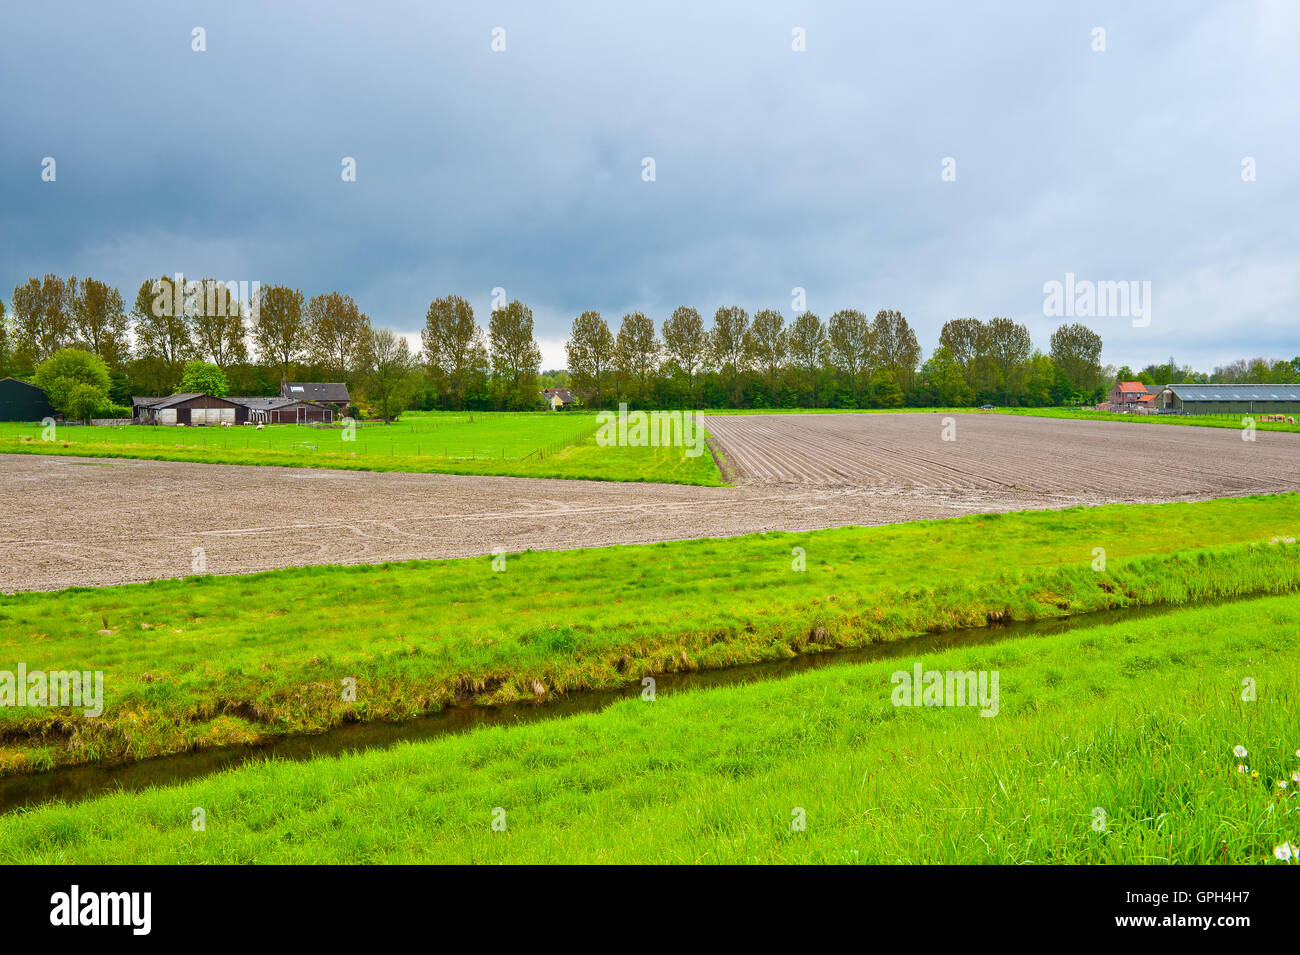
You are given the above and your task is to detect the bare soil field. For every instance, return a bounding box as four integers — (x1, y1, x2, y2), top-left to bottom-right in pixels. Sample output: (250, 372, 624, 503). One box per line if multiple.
(705, 411, 1300, 493)
(2, 412, 1297, 592)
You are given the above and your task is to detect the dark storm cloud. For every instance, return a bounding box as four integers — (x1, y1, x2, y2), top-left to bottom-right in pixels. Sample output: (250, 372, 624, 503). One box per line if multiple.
(1, 0, 1296, 368)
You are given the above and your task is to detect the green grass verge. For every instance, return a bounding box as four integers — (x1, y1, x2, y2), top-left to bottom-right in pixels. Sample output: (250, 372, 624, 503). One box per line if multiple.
(2, 495, 1298, 774)
(3, 592, 1298, 863)
(0, 412, 724, 486)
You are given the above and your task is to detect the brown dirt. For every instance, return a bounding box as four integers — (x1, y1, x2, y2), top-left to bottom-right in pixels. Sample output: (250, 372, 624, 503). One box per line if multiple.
(2, 412, 1297, 593)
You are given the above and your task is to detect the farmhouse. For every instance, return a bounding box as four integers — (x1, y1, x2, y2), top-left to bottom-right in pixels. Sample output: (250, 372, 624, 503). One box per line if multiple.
(0, 377, 56, 422)
(133, 393, 245, 426)
(1156, 383, 1300, 414)
(1108, 380, 1159, 413)
(281, 378, 350, 410)
(542, 387, 576, 410)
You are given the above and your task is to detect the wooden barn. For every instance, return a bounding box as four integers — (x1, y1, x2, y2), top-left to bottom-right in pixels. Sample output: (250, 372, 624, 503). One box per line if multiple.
(230, 396, 336, 424)
(133, 393, 245, 426)
(0, 377, 56, 422)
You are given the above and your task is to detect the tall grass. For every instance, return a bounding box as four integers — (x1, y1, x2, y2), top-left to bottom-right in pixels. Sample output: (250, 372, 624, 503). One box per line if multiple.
(1, 495, 1298, 773)
(3, 592, 1297, 863)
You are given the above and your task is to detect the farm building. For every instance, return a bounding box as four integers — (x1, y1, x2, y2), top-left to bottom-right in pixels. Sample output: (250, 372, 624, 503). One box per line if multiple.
(1157, 383, 1300, 414)
(0, 377, 56, 421)
(133, 393, 245, 426)
(281, 378, 350, 409)
(1108, 380, 1159, 413)
(230, 396, 336, 424)
(542, 387, 576, 409)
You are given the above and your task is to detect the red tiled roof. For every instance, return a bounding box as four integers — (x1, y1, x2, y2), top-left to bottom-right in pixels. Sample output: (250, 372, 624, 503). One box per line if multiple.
(1136, 394, 1155, 403)
(1117, 381, 1146, 391)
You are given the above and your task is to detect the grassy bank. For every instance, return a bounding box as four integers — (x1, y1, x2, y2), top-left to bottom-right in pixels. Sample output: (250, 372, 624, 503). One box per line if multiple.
(1, 495, 1298, 774)
(0, 411, 724, 485)
(3, 592, 1298, 863)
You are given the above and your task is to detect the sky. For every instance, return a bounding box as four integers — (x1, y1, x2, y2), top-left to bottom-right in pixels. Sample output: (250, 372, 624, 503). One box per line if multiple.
(1, 0, 1296, 371)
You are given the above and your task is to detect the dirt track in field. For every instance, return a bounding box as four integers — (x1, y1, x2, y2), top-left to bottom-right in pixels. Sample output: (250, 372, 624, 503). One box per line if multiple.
(2, 412, 1297, 592)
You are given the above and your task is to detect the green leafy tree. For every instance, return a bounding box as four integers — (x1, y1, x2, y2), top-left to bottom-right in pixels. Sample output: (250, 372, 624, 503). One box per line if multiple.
(0, 297, 9, 377)
(33, 348, 111, 423)
(361, 326, 419, 419)
(488, 300, 542, 410)
(65, 382, 106, 424)
(190, 279, 249, 372)
(744, 309, 787, 406)
(1049, 322, 1104, 393)
(307, 291, 370, 381)
(423, 295, 488, 410)
(923, 346, 974, 406)
(787, 312, 826, 407)
(178, 360, 230, 396)
(871, 309, 921, 398)
(984, 317, 1032, 404)
(254, 285, 307, 380)
(708, 305, 751, 406)
(132, 276, 193, 392)
(613, 311, 659, 407)
(565, 310, 615, 409)
(661, 306, 707, 406)
(11, 274, 76, 374)
(71, 277, 130, 368)
(827, 309, 873, 405)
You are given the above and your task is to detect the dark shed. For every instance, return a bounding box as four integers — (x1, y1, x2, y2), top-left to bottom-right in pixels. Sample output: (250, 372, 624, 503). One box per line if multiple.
(136, 393, 245, 426)
(0, 377, 56, 421)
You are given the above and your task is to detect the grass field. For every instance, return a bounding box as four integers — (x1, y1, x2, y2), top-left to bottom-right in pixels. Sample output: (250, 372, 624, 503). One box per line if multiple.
(0, 411, 724, 486)
(3, 592, 1297, 863)
(2, 494, 1298, 773)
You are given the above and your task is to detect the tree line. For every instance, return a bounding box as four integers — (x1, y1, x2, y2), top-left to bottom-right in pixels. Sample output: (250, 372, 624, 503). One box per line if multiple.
(4, 273, 1296, 416)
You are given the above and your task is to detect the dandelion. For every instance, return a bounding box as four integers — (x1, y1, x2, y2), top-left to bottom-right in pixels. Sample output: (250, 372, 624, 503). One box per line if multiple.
(1238, 764, 1249, 773)
(1292, 772, 1300, 783)
(1234, 745, 1249, 758)
(1252, 771, 1261, 780)
(1275, 843, 1297, 862)
(1279, 780, 1289, 789)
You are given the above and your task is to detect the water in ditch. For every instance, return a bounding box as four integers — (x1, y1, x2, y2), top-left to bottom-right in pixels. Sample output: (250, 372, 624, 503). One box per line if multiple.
(0, 598, 1227, 814)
